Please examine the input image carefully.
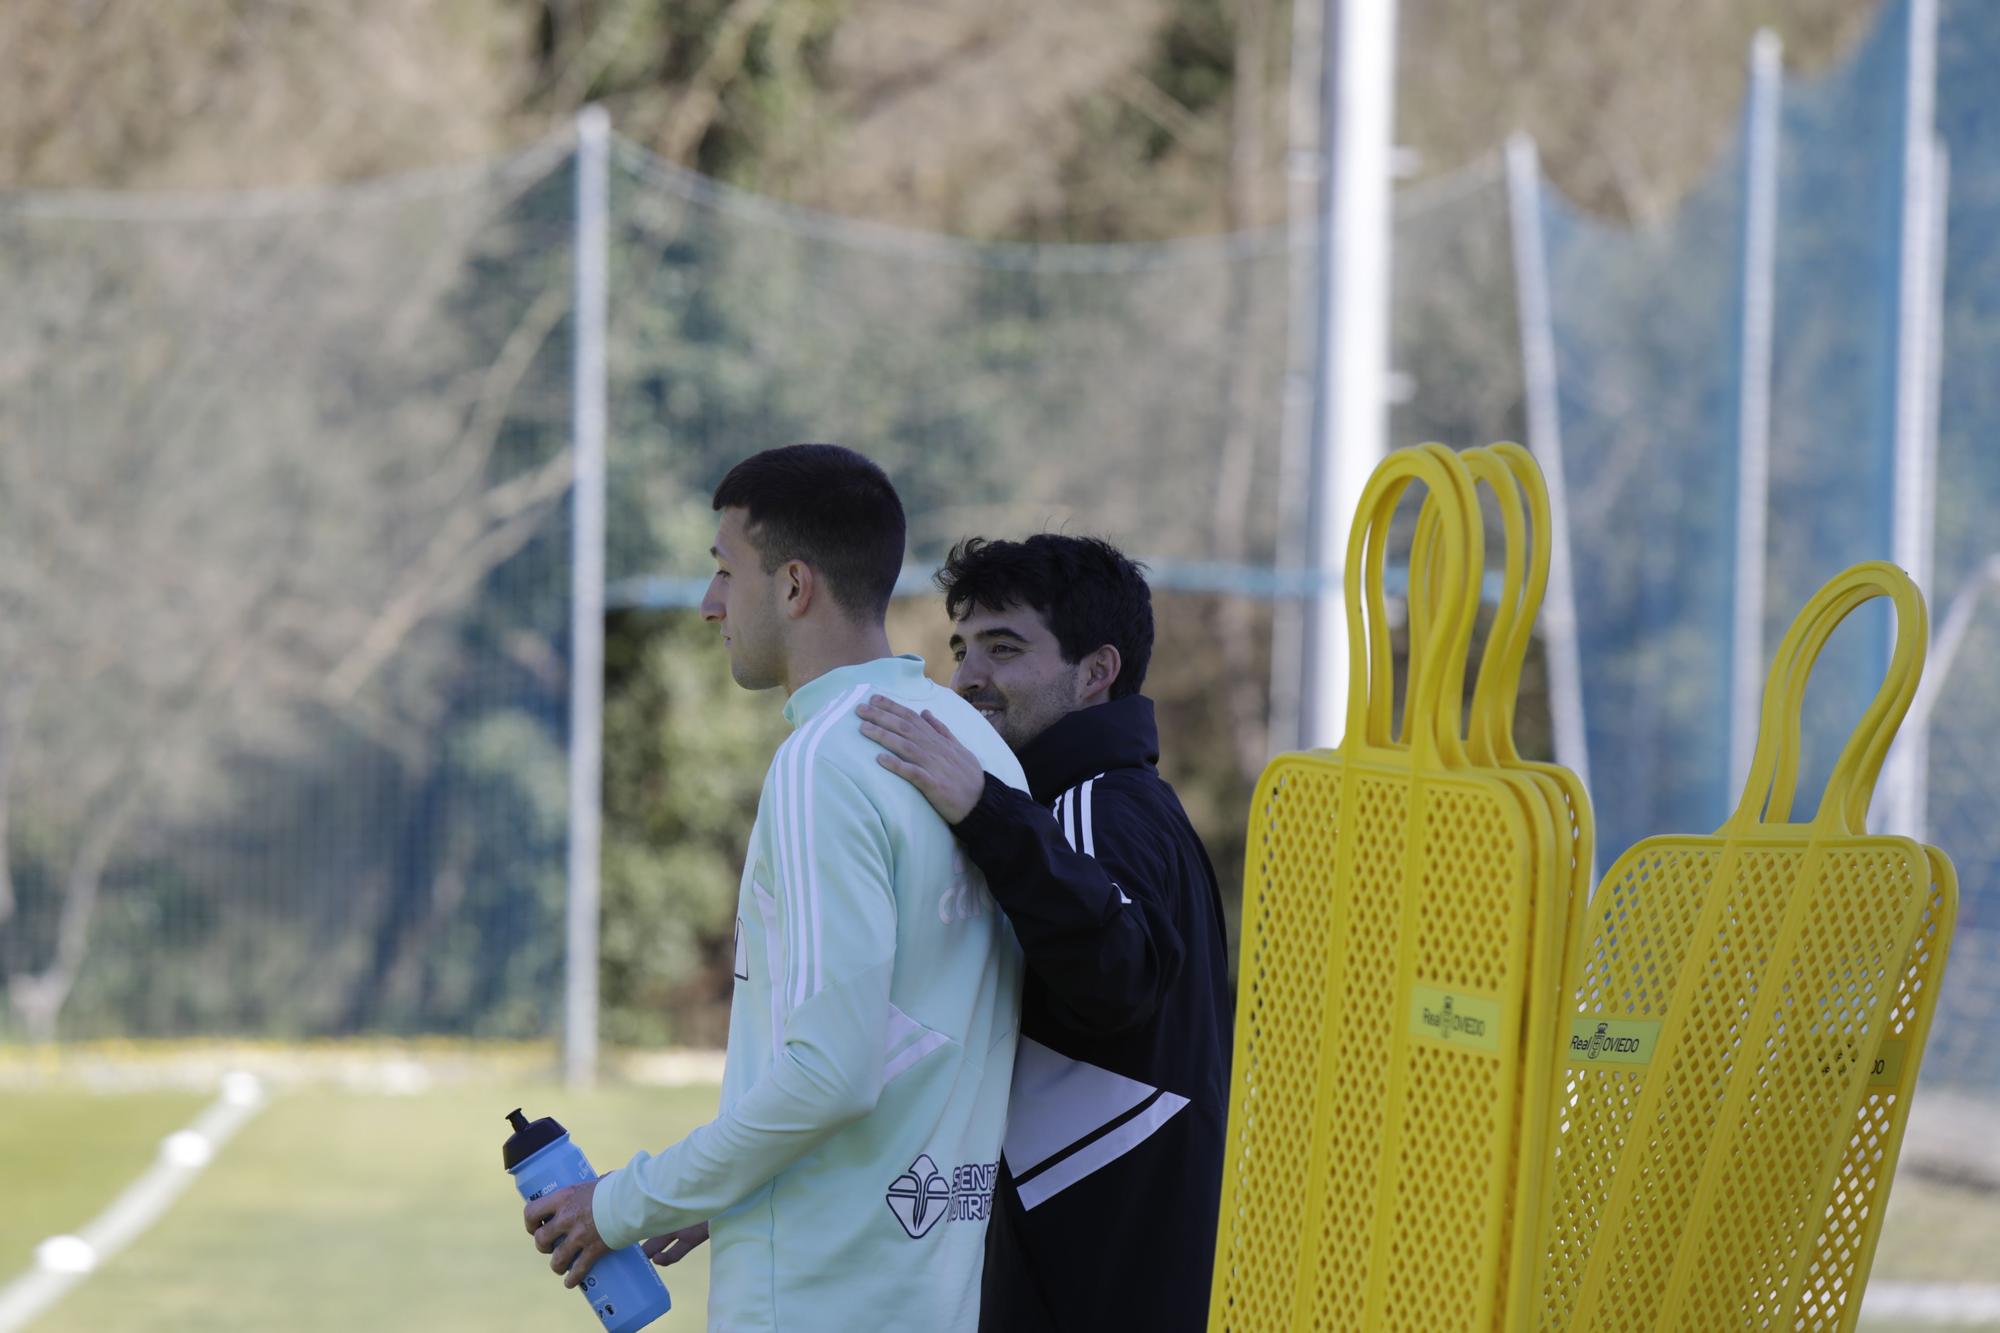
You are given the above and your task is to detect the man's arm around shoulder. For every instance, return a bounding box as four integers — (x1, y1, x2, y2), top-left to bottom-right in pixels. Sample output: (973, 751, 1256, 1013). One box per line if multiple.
(858, 697, 1185, 1034)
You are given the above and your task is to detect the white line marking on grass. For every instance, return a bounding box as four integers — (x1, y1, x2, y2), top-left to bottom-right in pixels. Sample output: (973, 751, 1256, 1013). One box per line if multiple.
(0, 1071, 266, 1333)
(1862, 1282, 2000, 1324)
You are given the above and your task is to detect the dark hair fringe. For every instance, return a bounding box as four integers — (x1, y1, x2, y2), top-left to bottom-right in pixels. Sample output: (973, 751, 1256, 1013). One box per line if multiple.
(935, 534, 1154, 699)
(712, 444, 906, 619)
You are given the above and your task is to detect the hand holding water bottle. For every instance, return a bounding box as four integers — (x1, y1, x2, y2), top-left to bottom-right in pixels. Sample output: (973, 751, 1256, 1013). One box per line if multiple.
(525, 1177, 611, 1287)
(505, 1108, 672, 1333)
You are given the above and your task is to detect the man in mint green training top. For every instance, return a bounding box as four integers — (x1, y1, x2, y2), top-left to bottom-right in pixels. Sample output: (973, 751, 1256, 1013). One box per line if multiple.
(526, 444, 1028, 1331)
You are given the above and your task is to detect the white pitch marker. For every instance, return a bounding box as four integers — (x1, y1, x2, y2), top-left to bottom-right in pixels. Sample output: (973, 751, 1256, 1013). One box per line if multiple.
(1861, 1281, 2000, 1324)
(0, 1072, 267, 1332)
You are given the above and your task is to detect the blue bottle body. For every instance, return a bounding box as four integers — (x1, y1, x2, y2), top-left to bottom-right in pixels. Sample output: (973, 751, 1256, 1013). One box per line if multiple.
(511, 1134, 672, 1333)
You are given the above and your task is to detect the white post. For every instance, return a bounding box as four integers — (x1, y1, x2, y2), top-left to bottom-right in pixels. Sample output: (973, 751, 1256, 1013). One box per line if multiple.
(1728, 31, 1784, 802)
(1267, 0, 1328, 754)
(1302, 0, 1398, 750)
(1884, 138, 1948, 841)
(566, 105, 611, 1088)
(1883, 0, 1941, 840)
(1505, 133, 1593, 799)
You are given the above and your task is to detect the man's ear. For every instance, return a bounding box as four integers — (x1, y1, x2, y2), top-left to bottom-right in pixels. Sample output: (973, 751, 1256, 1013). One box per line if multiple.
(1079, 644, 1122, 705)
(780, 560, 816, 620)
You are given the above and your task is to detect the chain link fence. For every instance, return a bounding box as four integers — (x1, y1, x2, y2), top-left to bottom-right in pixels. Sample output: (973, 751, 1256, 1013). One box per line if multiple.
(2, 0, 1998, 1101)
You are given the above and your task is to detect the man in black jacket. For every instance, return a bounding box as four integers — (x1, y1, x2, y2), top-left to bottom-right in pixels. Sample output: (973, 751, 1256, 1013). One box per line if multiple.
(857, 535, 1232, 1333)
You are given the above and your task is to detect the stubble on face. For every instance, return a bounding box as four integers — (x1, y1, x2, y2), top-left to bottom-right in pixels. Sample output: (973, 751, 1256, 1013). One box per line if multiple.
(950, 604, 1085, 751)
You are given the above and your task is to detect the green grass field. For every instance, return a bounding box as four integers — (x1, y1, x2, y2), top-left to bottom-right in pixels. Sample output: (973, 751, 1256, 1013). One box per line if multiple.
(4, 1061, 1995, 1331)
(6, 1074, 716, 1332)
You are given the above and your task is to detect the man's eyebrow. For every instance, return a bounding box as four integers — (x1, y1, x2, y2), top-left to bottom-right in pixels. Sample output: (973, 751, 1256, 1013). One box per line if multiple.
(976, 626, 1030, 643)
(947, 632, 965, 651)
(709, 545, 725, 561)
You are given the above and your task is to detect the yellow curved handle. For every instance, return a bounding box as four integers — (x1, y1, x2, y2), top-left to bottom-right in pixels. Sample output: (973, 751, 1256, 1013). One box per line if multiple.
(1724, 561, 1928, 833)
(1343, 444, 1482, 767)
(1408, 442, 1483, 762)
(1750, 579, 1885, 827)
(1477, 443, 1551, 763)
(1407, 445, 1539, 765)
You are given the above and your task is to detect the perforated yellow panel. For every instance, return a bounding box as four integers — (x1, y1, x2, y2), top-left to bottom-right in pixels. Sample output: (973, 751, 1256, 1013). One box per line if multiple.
(1365, 780, 1526, 1330)
(1535, 844, 1723, 1333)
(1665, 843, 1924, 1327)
(1543, 836, 1930, 1331)
(1791, 848, 1957, 1331)
(1504, 764, 1592, 1320)
(1214, 443, 1595, 1333)
(1309, 767, 1405, 1331)
(1209, 757, 1349, 1330)
(1210, 751, 1534, 1332)
(1535, 562, 1953, 1332)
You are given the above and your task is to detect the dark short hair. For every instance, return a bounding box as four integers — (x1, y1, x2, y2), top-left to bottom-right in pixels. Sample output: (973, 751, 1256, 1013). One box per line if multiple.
(935, 535, 1153, 699)
(712, 444, 906, 618)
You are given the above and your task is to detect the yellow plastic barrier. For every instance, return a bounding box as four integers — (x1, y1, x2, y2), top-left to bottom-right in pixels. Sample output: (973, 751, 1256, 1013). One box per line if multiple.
(1211, 444, 1568, 1331)
(1534, 562, 1956, 1331)
(1402, 444, 1597, 1330)
(1411, 443, 1596, 1332)
(1733, 574, 1958, 1331)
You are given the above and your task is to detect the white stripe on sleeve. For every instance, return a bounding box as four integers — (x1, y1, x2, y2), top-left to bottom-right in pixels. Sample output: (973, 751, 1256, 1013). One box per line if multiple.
(1080, 777, 1096, 857)
(793, 685, 871, 1007)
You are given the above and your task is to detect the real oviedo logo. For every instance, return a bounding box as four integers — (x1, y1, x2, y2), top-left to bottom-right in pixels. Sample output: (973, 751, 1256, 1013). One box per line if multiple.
(885, 1155, 997, 1238)
(1423, 994, 1486, 1041)
(1564, 1015, 1662, 1067)
(1578, 1022, 1634, 1060)
(1408, 983, 1503, 1055)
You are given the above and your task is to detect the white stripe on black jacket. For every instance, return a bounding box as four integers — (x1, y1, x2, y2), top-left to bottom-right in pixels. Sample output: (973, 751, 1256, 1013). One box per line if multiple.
(949, 693, 1232, 1333)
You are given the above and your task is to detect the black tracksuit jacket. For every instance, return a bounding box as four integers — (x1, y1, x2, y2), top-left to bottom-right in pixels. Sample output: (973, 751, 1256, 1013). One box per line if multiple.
(950, 694, 1232, 1332)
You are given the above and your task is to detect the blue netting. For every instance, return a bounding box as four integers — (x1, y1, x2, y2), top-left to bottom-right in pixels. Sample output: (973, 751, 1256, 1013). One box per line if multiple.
(1540, 137, 1744, 867)
(1921, 0, 2000, 1084)
(1534, 0, 2000, 1088)
(1764, 0, 1909, 814)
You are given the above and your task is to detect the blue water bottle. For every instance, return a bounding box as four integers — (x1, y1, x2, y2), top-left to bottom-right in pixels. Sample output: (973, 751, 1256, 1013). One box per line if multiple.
(504, 1108, 672, 1333)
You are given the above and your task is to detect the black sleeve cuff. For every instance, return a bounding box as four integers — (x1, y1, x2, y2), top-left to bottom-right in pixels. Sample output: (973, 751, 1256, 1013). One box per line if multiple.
(951, 772, 1034, 872)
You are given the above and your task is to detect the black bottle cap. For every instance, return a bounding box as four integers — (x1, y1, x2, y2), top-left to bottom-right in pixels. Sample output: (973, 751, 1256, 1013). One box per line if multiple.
(502, 1107, 567, 1170)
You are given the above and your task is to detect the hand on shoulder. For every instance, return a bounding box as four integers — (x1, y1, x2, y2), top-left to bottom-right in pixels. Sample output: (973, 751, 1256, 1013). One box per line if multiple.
(857, 695, 985, 825)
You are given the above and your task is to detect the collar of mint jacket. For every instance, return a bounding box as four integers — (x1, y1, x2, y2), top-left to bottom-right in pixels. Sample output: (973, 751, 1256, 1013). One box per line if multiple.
(783, 653, 930, 729)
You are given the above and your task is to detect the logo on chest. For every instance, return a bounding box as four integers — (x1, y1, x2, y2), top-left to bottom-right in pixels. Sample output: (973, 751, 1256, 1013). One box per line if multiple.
(885, 1154, 997, 1238)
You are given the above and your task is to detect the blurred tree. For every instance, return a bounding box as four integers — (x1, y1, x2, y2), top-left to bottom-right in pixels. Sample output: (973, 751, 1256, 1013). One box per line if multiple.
(0, 0, 1892, 1049)
(0, 157, 578, 1039)
(599, 605, 786, 1047)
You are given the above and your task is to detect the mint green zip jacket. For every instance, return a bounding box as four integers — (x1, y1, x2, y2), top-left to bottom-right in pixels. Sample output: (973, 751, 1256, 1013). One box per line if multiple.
(593, 655, 1027, 1331)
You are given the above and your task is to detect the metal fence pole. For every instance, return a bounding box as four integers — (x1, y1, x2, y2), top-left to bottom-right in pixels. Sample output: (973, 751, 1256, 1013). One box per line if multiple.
(1267, 0, 1328, 755)
(1884, 0, 1942, 841)
(1302, 0, 1398, 749)
(1505, 134, 1593, 810)
(565, 105, 611, 1088)
(1728, 31, 1783, 802)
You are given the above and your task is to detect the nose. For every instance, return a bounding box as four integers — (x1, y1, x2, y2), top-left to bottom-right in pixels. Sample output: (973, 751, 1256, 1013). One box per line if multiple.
(700, 577, 725, 623)
(952, 656, 985, 696)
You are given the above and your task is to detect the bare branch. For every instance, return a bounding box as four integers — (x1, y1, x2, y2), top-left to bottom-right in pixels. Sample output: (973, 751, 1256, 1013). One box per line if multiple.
(659, 0, 781, 162)
(1110, 71, 1211, 151)
(411, 279, 574, 515)
(541, 0, 653, 111)
(323, 444, 575, 702)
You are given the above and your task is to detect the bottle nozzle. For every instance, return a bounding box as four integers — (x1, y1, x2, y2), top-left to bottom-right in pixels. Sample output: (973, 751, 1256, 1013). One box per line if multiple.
(507, 1108, 530, 1132)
